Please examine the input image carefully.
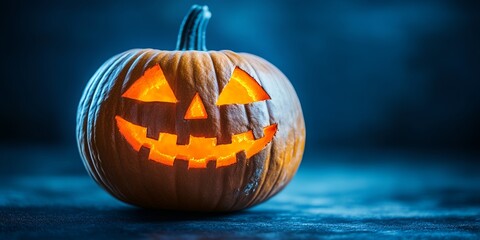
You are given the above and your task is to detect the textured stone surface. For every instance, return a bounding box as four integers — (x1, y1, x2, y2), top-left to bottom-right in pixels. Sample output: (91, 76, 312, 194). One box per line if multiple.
(1, 148, 479, 239)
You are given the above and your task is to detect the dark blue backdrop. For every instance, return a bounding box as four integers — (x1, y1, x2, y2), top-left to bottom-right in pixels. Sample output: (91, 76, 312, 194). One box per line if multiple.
(1, 0, 479, 156)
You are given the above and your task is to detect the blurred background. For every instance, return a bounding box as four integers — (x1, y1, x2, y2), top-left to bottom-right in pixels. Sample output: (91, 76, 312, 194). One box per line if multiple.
(0, 0, 479, 170)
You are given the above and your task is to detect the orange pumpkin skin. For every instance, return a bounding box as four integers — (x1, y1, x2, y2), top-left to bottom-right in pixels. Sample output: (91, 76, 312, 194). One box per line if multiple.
(76, 6, 305, 212)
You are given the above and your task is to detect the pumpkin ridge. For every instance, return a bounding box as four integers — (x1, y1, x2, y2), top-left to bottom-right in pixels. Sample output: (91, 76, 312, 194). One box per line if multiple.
(208, 52, 229, 211)
(216, 51, 251, 210)
(106, 50, 155, 204)
(77, 53, 120, 184)
(217, 50, 252, 138)
(214, 52, 235, 145)
(231, 52, 260, 209)
(235, 53, 277, 208)
(109, 50, 156, 205)
(84, 51, 137, 198)
(251, 56, 301, 203)
(220, 51, 272, 209)
(133, 50, 170, 207)
(170, 51, 184, 208)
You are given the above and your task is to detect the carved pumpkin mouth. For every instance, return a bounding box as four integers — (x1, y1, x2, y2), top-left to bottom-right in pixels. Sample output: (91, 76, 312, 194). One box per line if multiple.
(115, 116, 277, 168)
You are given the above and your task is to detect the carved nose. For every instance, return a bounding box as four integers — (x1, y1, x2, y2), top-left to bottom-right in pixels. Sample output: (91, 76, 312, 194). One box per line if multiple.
(184, 93, 208, 120)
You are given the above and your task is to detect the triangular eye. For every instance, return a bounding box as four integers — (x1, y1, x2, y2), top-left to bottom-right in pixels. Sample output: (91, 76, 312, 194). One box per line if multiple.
(216, 67, 270, 105)
(122, 64, 177, 103)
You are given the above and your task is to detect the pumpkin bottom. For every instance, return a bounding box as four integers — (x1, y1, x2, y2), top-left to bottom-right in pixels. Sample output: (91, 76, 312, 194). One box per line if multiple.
(100, 147, 284, 211)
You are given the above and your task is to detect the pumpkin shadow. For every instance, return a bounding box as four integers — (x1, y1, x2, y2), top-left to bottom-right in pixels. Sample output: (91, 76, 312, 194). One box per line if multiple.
(118, 207, 245, 223)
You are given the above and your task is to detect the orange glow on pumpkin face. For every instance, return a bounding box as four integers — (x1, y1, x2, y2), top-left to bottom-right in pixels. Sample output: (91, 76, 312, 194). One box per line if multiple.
(121, 64, 177, 103)
(116, 65, 276, 168)
(216, 67, 270, 105)
(184, 93, 208, 120)
(116, 116, 277, 168)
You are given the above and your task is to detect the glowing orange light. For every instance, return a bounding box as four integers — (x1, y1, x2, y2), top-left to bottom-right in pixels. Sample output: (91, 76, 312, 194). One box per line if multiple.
(216, 67, 271, 105)
(184, 93, 208, 120)
(115, 116, 277, 168)
(122, 64, 177, 103)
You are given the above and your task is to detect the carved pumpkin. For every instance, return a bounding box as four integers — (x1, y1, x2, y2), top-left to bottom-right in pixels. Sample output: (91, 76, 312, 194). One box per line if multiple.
(76, 5, 305, 211)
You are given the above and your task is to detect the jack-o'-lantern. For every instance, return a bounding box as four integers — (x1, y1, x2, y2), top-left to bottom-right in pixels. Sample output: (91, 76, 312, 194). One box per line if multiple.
(76, 5, 305, 211)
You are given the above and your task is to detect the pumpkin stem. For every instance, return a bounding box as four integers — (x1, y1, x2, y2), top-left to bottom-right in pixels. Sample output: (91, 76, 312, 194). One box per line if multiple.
(176, 5, 211, 51)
